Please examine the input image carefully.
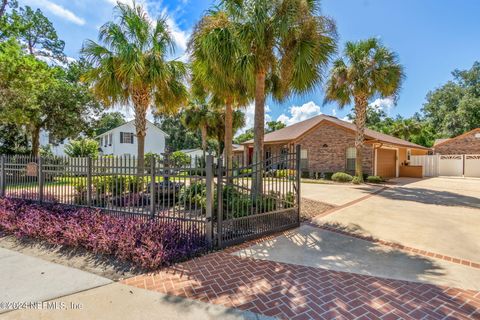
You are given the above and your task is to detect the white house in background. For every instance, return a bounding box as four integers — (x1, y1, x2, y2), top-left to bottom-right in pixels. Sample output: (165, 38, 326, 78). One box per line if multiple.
(39, 130, 69, 156)
(96, 119, 168, 156)
(180, 148, 205, 165)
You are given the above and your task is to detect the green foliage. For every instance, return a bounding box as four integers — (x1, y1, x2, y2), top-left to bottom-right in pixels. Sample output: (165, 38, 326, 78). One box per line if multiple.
(14, 6, 65, 61)
(93, 112, 126, 136)
(170, 151, 191, 167)
(331, 172, 353, 182)
(366, 176, 383, 183)
(64, 138, 99, 158)
(145, 152, 161, 171)
(422, 61, 480, 138)
(275, 169, 296, 179)
(266, 121, 286, 133)
(39, 145, 54, 158)
(179, 181, 208, 209)
(352, 176, 362, 184)
(155, 114, 203, 152)
(234, 128, 254, 144)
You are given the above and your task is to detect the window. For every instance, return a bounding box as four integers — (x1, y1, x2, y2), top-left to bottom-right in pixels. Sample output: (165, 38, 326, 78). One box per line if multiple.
(99, 137, 103, 146)
(120, 132, 134, 144)
(407, 149, 412, 161)
(108, 133, 112, 146)
(300, 149, 308, 169)
(104, 135, 108, 147)
(346, 147, 356, 172)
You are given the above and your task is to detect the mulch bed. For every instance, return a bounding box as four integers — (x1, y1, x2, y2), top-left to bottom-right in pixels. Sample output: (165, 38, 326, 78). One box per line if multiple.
(300, 197, 335, 222)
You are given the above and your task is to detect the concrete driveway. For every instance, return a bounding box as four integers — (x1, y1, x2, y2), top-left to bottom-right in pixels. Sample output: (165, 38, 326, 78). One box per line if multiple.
(313, 177, 480, 262)
(301, 182, 383, 206)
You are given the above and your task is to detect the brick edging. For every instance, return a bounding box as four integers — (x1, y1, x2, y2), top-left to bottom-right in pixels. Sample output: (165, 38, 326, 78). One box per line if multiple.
(306, 221, 480, 270)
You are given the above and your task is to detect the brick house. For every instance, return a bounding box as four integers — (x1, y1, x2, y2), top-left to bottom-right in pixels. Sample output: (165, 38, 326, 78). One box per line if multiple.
(242, 115, 429, 178)
(433, 128, 480, 155)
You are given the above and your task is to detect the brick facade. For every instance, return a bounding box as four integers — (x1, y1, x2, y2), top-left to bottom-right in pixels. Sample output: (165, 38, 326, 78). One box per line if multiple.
(434, 129, 480, 155)
(293, 122, 374, 175)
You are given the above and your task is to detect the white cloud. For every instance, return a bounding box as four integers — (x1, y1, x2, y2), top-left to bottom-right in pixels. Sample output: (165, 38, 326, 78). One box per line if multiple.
(331, 108, 337, 116)
(369, 97, 395, 112)
(237, 103, 272, 134)
(163, 12, 189, 52)
(341, 116, 353, 123)
(103, 1, 190, 54)
(277, 101, 322, 126)
(25, 0, 86, 25)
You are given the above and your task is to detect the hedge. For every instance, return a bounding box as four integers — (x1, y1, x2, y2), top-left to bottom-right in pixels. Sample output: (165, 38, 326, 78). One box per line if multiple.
(0, 198, 205, 270)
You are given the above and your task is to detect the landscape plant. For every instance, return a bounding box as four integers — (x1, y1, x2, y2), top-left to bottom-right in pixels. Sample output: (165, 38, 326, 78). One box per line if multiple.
(0, 198, 205, 269)
(325, 38, 404, 181)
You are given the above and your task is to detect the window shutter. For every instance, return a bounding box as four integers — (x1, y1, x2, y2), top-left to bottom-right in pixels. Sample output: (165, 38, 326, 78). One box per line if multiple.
(120, 132, 124, 143)
(131, 134, 134, 144)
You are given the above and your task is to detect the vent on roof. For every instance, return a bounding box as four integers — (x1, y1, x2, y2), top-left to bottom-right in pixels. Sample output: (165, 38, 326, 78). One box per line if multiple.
(475, 133, 480, 138)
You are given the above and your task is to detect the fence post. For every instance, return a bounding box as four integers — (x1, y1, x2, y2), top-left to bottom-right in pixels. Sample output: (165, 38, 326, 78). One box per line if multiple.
(216, 157, 223, 248)
(295, 144, 301, 226)
(205, 155, 214, 248)
(0, 155, 5, 197)
(86, 157, 92, 206)
(38, 156, 44, 203)
(150, 155, 156, 219)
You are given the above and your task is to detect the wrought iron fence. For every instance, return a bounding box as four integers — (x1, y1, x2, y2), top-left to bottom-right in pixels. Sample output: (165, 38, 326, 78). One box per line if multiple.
(0, 146, 300, 249)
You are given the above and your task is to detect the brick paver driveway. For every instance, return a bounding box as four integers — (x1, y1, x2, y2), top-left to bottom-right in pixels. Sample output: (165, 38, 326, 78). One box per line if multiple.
(123, 234, 480, 319)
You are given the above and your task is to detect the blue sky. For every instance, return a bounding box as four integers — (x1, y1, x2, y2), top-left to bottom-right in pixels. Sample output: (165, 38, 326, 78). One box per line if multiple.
(19, 0, 480, 129)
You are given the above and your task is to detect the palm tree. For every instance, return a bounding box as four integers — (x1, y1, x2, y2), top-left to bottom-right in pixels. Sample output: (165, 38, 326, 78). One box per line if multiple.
(208, 108, 246, 156)
(324, 38, 404, 181)
(189, 10, 250, 172)
(390, 118, 422, 141)
(220, 0, 337, 192)
(181, 99, 211, 159)
(81, 2, 188, 172)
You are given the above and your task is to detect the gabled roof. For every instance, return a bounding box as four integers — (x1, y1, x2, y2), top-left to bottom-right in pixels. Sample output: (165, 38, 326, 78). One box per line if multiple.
(95, 119, 169, 138)
(433, 128, 480, 148)
(243, 114, 428, 150)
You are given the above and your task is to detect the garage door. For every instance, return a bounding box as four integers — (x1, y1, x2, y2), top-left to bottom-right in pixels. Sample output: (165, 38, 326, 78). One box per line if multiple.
(377, 148, 396, 178)
(439, 155, 463, 176)
(465, 155, 480, 177)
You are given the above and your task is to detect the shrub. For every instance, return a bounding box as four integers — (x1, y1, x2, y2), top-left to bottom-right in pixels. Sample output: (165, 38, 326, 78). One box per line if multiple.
(179, 181, 207, 210)
(170, 151, 191, 167)
(64, 138, 99, 158)
(0, 198, 205, 269)
(366, 175, 383, 183)
(275, 169, 296, 179)
(352, 176, 362, 184)
(331, 172, 353, 182)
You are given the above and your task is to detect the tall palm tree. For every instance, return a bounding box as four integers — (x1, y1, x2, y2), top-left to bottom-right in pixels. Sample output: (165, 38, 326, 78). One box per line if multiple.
(189, 10, 250, 172)
(181, 99, 211, 159)
(325, 38, 404, 181)
(221, 0, 337, 192)
(81, 2, 188, 172)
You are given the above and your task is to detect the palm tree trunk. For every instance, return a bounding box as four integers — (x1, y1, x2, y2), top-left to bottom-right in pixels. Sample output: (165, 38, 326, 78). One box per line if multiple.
(253, 70, 266, 195)
(200, 125, 207, 160)
(354, 95, 368, 182)
(133, 95, 148, 175)
(224, 97, 233, 173)
(31, 124, 41, 157)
